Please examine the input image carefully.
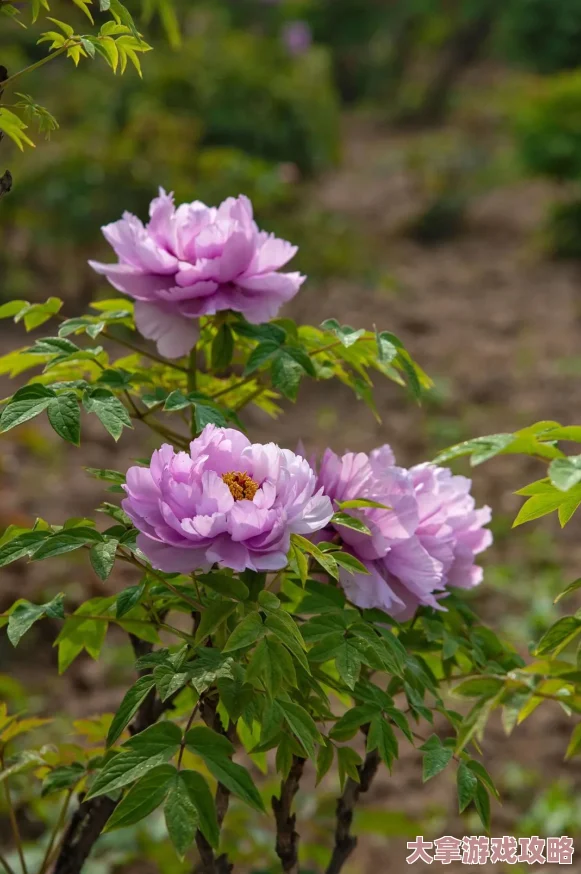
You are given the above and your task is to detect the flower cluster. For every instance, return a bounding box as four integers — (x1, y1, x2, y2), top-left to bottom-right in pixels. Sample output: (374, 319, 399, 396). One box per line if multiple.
(89, 190, 304, 358)
(315, 445, 492, 619)
(124, 424, 491, 620)
(123, 425, 333, 574)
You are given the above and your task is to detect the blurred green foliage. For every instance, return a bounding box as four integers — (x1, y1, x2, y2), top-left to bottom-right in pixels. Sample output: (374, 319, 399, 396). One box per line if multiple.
(514, 72, 581, 182)
(2, 1, 342, 301)
(499, 0, 581, 74)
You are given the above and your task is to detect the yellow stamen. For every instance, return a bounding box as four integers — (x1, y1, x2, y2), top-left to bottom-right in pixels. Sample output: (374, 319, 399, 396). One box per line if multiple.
(222, 471, 259, 501)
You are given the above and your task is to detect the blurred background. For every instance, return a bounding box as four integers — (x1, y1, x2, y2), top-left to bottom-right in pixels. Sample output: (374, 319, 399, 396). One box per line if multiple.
(3, 0, 581, 870)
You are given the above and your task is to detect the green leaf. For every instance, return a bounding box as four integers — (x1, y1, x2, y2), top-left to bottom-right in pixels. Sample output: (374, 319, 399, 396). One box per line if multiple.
(258, 590, 280, 611)
(90, 538, 119, 581)
(7, 594, 65, 646)
(465, 760, 500, 799)
(211, 324, 234, 372)
(367, 714, 398, 768)
(474, 781, 491, 831)
(153, 664, 188, 703)
(316, 739, 334, 785)
(116, 583, 145, 618)
(83, 388, 132, 440)
(47, 393, 81, 445)
(554, 577, 581, 604)
(195, 601, 238, 644)
(265, 614, 310, 673)
(106, 676, 156, 746)
(186, 726, 264, 811)
(335, 641, 362, 689)
(194, 403, 227, 432)
(338, 499, 391, 511)
(222, 612, 264, 652)
(178, 771, 220, 848)
(247, 637, 295, 696)
(337, 747, 362, 789)
(32, 527, 102, 561)
(290, 534, 339, 580)
(164, 773, 199, 857)
(0, 396, 53, 432)
(329, 705, 379, 742)
(452, 678, 504, 699)
(333, 552, 371, 575)
(88, 722, 182, 799)
(513, 485, 581, 527)
(321, 319, 365, 348)
(232, 320, 286, 345)
(277, 700, 322, 759)
(243, 341, 280, 375)
(271, 353, 304, 401)
(549, 456, 581, 492)
(0, 531, 54, 567)
(331, 512, 372, 536)
(42, 763, 85, 796)
(420, 735, 454, 782)
(56, 598, 111, 671)
(104, 765, 176, 830)
(565, 722, 581, 759)
(197, 572, 249, 601)
(535, 617, 581, 657)
(457, 761, 478, 813)
(185, 725, 233, 759)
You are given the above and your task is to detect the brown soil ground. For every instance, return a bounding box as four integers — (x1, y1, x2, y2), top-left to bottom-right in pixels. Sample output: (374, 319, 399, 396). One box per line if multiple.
(3, 98, 581, 871)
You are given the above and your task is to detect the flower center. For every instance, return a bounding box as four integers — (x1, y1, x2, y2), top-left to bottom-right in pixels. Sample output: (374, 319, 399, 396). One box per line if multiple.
(222, 471, 259, 501)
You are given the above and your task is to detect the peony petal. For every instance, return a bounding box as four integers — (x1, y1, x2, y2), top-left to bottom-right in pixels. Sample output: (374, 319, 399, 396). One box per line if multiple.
(133, 301, 199, 358)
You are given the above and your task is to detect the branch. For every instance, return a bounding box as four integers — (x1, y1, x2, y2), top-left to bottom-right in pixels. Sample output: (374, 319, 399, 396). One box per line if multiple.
(52, 639, 175, 874)
(325, 749, 381, 874)
(272, 756, 306, 874)
(194, 696, 234, 874)
(0, 65, 12, 202)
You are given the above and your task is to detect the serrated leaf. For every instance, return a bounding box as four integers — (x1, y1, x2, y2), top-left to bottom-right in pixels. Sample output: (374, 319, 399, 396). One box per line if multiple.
(46, 393, 81, 445)
(83, 388, 132, 440)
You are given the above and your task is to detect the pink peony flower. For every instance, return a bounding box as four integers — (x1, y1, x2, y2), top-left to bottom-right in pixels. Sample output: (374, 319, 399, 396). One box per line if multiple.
(122, 424, 333, 574)
(89, 191, 305, 358)
(314, 445, 492, 620)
